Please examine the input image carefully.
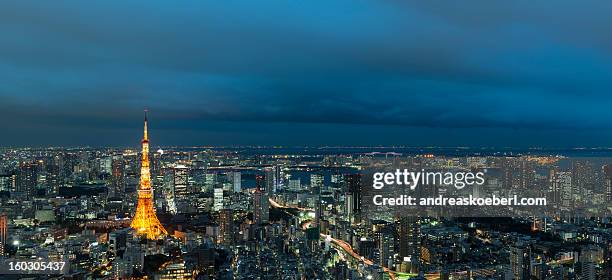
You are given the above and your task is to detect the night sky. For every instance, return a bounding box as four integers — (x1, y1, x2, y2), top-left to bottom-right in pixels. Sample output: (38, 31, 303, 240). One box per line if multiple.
(2, 1, 612, 147)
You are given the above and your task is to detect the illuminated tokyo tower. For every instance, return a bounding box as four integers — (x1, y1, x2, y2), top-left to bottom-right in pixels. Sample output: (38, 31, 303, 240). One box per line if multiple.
(130, 110, 168, 239)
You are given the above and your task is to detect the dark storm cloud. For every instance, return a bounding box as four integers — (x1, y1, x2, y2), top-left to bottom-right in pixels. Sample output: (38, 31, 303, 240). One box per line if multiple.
(1, 1, 612, 146)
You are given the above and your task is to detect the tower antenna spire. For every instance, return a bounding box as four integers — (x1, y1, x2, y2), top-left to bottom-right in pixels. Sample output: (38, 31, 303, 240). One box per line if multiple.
(143, 109, 149, 141)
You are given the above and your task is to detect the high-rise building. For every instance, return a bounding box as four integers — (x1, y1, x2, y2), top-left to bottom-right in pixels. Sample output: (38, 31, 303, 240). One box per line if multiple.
(44, 156, 61, 195)
(108, 229, 128, 258)
(344, 193, 354, 222)
(253, 175, 269, 224)
(288, 178, 301, 191)
(255, 174, 265, 192)
(0, 214, 7, 256)
(130, 111, 168, 240)
(376, 224, 395, 268)
(550, 169, 572, 208)
(264, 168, 275, 194)
(311, 173, 324, 192)
(205, 173, 217, 192)
(60, 152, 76, 182)
(510, 243, 531, 280)
(150, 149, 162, 178)
(0, 174, 12, 192)
(230, 171, 241, 193)
(399, 216, 420, 273)
(571, 160, 592, 199)
(557, 172, 572, 209)
(17, 162, 37, 198)
(314, 197, 324, 229)
(603, 165, 612, 203)
(345, 174, 362, 223)
(580, 245, 602, 280)
(111, 155, 125, 197)
(213, 187, 224, 212)
(173, 164, 189, 213)
(219, 209, 233, 245)
(100, 156, 112, 175)
(273, 165, 281, 191)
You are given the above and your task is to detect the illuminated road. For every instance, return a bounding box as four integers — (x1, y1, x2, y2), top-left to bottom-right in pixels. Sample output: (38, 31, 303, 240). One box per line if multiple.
(274, 199, 400, 279)
(270, 198, 497, 280)
(268, 197, 313, 212)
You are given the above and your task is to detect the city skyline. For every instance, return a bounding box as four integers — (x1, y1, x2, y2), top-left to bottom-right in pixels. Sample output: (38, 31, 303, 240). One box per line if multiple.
(2, 2, 612, 280)
(0, 115, 610, 279)
(2, 2, 612, 147)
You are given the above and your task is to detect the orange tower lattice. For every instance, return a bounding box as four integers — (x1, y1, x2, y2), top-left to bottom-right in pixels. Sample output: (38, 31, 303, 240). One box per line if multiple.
(130, 110, 168, 239)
